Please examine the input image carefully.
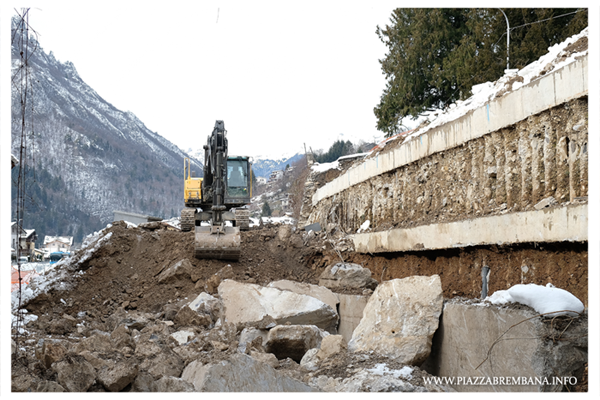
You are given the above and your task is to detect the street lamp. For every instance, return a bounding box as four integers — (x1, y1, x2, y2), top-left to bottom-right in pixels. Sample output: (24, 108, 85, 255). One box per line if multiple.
(498, 8, 510, 71)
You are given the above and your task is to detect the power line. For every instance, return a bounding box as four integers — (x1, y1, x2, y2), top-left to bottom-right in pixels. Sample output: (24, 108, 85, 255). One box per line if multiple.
(493, 9, 586, 47)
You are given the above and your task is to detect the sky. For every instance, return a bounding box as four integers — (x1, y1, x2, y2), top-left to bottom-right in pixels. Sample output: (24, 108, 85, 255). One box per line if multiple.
(4, 1, 411, 159)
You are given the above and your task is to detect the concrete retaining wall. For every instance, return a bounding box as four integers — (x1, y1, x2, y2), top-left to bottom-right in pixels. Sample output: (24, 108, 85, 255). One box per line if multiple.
(422, 301, 587, 392)
(312, 56, 587, 205)
(306, 56, 588, 252)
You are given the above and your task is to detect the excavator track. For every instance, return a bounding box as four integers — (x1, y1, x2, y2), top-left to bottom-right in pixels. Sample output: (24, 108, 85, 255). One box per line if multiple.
(180, 207, 196, 232)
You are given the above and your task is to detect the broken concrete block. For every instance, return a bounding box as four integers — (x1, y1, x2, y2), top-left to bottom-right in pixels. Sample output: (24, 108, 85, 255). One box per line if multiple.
(349, 275, 443, 365)
(53, 354, 97, 392)
(219, 280, 338, 332)
(153, 376, 195, 392)
(181, 353, 317, 392)
(319, 263, 377, 290)
(337, 294, 370, 344)
(265, 325, 328, 362)
(157, 259, 193, 284)
(268, 280, 339, 312)
(423, 301, 588, 392)
(97, 361, 139, 392)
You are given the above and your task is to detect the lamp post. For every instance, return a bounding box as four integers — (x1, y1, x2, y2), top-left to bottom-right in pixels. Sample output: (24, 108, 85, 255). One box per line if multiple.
(498, 8, 510, 71)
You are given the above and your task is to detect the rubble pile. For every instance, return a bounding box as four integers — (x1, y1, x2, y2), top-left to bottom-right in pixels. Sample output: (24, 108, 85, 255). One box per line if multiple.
(11, 222, 451, 392)
(11, 221, 586, 392)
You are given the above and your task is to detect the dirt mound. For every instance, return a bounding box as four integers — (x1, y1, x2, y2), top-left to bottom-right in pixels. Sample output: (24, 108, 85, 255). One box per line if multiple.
(22, 221, 326, 318)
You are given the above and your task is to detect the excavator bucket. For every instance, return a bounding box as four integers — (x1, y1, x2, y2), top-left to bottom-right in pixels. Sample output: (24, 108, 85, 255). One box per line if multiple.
(194, 225, 241, 260)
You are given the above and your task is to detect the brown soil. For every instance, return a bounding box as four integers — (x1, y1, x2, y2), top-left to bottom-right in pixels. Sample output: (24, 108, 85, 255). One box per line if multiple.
(23, 221, 327, 318)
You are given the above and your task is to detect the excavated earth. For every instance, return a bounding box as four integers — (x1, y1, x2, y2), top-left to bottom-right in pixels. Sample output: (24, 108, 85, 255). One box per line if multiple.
(11, 221, 587, 392)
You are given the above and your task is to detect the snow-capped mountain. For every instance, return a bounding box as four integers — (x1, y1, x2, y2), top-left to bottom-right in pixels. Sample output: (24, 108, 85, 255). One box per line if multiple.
(11, 21, 201, 242)
(249, 153, 304, 178)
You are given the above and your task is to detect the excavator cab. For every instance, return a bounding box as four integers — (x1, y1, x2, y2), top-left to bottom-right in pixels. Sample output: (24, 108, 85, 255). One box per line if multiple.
(226, 156, 252, 201)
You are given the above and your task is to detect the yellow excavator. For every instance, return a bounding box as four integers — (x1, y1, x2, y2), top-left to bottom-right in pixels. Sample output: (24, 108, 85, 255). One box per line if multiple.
(181, 120, 252, 260)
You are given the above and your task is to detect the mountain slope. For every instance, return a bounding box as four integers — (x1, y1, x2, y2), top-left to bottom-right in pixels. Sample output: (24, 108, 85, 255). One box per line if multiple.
(11, 24, 201, 244)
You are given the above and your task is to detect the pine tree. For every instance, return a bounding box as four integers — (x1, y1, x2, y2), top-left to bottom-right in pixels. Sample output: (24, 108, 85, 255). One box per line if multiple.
(262, 201, 272, 217)
(375, 8, 588, 136)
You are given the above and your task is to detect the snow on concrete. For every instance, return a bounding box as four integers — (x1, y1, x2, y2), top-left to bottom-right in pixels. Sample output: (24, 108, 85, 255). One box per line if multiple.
(486, 283, 585, 317)
(366, 364, 414, 380)
(311, 160, 340, 173)
(402, 28, 588, 145)
(357, 220, 370, 233)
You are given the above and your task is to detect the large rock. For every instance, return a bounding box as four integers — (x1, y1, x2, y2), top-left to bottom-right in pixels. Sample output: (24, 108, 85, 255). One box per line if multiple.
(74, 332, 114, 354)
(238, 327, 269, 353)
(111, 324, 134, 350)
(154, 376, 195, 392)
(348, 275, 443, 365)
(36, 381, 66, 392)
(188, 292, 221, 321)
(36, 339, 68, 369)
(106, 309, 153, 331)
(173, 305, 212, 328)
(268, 280, 339, 312)
(319, 263, 377, 290)
(97, 361, 139, 392)
(265, 325, 328, 362)
(181, 354, 317, 392)
(218, 280, 337, 331)
(53, 354, 97, 392)
(141, 350, 185, 380)
(156, 258, 193, 284)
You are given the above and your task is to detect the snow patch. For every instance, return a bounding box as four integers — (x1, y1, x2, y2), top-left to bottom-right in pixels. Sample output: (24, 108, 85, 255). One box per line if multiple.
(486, 283, 584, 317)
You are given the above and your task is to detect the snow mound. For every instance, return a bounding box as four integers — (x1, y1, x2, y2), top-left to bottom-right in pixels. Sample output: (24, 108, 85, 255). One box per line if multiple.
(486, 283, 584, 317)
(311, 160, 340, 173)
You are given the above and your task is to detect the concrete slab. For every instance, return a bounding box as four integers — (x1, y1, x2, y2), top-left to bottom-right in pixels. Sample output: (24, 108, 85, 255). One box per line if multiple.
(337, 294, 370, 344)
(351, 204, 587, 253)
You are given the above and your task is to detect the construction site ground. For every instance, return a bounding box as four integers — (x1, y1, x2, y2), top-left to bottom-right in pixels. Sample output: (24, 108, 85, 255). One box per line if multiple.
(11, 221, 587, 391)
